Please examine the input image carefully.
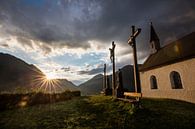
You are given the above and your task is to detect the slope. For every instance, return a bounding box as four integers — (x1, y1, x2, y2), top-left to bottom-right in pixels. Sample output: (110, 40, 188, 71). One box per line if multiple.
(79, 74, 103, 95)
(79, 65, 135, 95)
(0, 52, 77, 92)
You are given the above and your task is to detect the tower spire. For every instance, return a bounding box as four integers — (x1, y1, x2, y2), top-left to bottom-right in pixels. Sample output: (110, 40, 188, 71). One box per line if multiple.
(150, 22, 160, 53)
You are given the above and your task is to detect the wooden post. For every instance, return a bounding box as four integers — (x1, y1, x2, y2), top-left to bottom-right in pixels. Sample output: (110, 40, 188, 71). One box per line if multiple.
(128, 26, 141, 94)
(116, 69, 124, 98)
(103, 63, 107, 91)
(109, 41, 116, 96)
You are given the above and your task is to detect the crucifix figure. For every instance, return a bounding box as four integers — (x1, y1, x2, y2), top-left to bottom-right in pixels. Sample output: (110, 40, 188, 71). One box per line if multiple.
(109, 43, 115, 62)
(109, 41, 116, 96)
(128, 26, 141, 95)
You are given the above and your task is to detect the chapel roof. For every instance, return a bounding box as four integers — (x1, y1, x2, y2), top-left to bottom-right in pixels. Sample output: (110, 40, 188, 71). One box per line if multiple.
(140, 32, 195, 71)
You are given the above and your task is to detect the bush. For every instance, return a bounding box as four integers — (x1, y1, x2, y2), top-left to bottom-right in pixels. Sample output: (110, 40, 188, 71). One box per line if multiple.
(0, 90, 81, 111)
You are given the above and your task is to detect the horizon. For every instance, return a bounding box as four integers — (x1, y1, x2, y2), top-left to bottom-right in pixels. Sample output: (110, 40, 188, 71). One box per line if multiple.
(0, 0, 195, 85)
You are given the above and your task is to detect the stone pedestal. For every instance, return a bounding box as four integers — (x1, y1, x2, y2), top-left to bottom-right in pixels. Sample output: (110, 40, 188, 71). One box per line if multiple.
(116, 69, 124, 98)
(104, 88, 112, 95)
(116, 87, 124, 98)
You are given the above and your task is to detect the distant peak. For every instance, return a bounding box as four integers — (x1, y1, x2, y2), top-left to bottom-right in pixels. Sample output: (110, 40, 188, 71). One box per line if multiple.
(94, 74, 103, 78)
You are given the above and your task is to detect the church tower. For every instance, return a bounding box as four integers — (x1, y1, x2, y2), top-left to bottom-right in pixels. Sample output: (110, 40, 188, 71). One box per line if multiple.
(150, 22, 160, 53)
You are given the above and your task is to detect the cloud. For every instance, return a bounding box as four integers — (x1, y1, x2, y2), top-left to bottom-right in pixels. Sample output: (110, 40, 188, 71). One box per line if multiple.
(0, 0, 194, 56)
(60, 67, 70, 72)
(78, 62, 105, 75)
(78, 67, 103, 75)
(0, 0, 195, 84)
(0, 0, 98, 49)
(16, 36, 33, 48)
(0, 43, 9, 48)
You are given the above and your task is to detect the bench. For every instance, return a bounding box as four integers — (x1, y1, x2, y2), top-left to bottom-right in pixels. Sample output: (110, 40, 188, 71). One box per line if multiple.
(124, 92, 142, 101)
(100, 91, 105, 94)
(117, 92, 142, 102)
(122, 92, 142, 107)
(124, 92, 142, 98)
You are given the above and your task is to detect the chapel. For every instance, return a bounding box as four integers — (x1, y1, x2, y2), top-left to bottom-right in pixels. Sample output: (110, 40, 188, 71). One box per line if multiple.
(139, 24, 195, 103)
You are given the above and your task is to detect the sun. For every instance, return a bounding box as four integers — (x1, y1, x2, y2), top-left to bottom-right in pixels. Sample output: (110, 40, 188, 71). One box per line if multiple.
(32, 71, 64, 93)
(45, 72, 56, 80)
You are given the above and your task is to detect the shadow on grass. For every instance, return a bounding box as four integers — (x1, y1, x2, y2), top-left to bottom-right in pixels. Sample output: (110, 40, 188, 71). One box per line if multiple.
(69, 97, 195, 129)
(0, 96, 194, 129)
(62, 96, 134, 129)
(128, 98, 195, 129)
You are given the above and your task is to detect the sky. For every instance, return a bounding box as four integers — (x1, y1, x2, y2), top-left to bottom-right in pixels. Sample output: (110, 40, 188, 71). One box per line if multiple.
(0, 0, 195, 85)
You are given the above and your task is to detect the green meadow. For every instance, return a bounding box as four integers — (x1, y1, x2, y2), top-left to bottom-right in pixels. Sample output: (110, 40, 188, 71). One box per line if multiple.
(0, 96, 195, 129)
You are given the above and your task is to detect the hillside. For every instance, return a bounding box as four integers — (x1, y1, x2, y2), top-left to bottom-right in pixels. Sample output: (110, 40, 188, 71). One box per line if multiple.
(0, 53, 77, 92)
(0, 53, 44, 91)
(32, 78, 78, 93)
(116, 65, 135, 91)
(54, 79, 78, 91)
(79, 74, 103, 95)
(79, 65, 135, 95)
(0, 96, 194, 129)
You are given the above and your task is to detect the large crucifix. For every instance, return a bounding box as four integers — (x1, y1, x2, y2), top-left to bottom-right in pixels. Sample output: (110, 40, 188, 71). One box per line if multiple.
(109, 41, 116, 96)
(128, 26, 141, 93)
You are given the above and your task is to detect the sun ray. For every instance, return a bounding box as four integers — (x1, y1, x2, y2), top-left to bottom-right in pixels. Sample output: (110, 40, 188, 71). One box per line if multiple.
(53, 79, 65, 91)
(50, 80, 56, 93)
(44, 80, 49, 93)
(31, 72, 66, 93)
(37, 78, 48, 92)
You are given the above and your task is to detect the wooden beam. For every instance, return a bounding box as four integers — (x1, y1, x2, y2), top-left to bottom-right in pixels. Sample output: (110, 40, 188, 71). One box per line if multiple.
(124, 92, 142, 98)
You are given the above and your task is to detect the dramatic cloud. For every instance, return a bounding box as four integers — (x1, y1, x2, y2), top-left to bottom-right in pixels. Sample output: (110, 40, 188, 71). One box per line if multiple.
(0, 0, 194, 51)
(0, 0, 194, 84)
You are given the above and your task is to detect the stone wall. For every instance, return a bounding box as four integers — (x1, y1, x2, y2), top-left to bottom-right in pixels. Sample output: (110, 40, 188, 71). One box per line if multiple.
(140, 58, 195, 103)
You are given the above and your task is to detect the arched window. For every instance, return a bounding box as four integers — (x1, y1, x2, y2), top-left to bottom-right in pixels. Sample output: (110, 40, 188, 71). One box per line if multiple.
(150, 75, 158, 89)
(170, 71, 183, 89)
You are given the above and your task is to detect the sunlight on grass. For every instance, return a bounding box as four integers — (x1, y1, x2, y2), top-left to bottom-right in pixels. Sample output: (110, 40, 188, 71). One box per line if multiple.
(18, 101, 27, 107)
(0, 96, 194, 129)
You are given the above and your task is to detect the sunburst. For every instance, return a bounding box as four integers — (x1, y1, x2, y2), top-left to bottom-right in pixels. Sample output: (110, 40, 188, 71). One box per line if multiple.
(45, 72, 56, 80)
(31, 71, 64, 93)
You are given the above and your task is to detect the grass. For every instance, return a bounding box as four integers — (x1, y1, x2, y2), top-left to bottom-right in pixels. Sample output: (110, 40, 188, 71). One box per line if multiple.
(0, 96, 194, 129)
(0, 91, 80, 110)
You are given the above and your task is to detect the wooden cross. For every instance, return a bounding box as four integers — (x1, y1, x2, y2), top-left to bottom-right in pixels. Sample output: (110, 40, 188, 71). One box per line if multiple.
(103, 63, 107, 90)
(109, 41, 116, 96)
(128, 26, 141, 93)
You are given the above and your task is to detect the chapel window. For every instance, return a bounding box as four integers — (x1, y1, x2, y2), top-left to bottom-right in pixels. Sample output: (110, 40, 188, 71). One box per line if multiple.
(150, 75, 158, 89)
(170, 71, 183, 89)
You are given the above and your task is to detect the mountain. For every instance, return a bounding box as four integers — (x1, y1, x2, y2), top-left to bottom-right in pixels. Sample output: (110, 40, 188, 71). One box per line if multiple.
(31, 78, 78, 93)
(53, 79, 78, 91)
(0, 53, 77, 92)
(79, 65, 135, 95)
(117, 65, 135, 91)
(79, 74, 103, 95)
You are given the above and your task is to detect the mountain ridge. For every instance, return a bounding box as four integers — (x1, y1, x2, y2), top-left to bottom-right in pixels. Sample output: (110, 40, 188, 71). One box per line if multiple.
(0, 52, 77, 92)
(78, 74, 103, 95)
(78, 65, 135, 95)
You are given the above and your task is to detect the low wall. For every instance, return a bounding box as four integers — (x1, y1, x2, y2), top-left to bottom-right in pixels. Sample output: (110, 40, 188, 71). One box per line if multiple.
(0, 91, 81, 110)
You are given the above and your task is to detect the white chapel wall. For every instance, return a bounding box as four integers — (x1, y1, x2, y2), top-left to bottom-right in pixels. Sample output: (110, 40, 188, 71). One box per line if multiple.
(140, 58, 195, 103)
